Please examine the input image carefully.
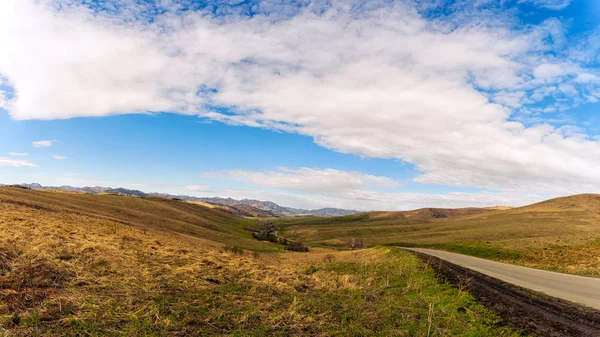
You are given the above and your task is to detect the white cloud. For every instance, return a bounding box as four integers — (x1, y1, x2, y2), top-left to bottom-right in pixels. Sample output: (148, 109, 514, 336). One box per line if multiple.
(493, 91, 526, 108)
(32, 140, 54, 148)
(575, 73, 600, 84)
(203, 171, 549, 210)
(532, 62, 580, 82)
(0, 91, 8, 109)
(9, 152, 28, 156)
(518, 0, 571, 10)
(52, 155, 67, 160)
(1, 0, 600, 202)
(208, 167, 399, 198)
(558, 83, 578, 97)
(0, 157, 37, 167)
(184, 185, 212, 192)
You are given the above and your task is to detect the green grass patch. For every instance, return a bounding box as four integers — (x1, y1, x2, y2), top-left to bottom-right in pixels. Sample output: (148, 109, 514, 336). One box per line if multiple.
(7, 248, 524, 336)
(386, 241, 526, 261)
(424, 243, 524, 261)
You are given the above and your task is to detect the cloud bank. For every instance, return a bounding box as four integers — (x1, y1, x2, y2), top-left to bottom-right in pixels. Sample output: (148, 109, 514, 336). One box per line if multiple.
(206, 167, 544, 210)
(209, 167, 399, 198)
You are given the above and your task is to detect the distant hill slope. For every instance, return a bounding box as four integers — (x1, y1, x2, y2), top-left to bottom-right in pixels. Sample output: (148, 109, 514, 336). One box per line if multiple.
(366, 207, 495, 221)
(510, 193, 600, 213)
(6, 183, 360, 217)
(277, 194, 600, 251)
(187, 200, 276, 218)
(189, 197, 360, 217)
(0, 186, 274, 250)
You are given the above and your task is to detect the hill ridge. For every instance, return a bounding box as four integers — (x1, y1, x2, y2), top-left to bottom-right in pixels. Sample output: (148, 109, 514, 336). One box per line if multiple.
(1, 183, 361, 217)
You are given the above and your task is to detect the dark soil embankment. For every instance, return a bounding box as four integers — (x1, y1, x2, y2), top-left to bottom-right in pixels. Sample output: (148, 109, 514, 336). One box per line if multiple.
(410, 250, 600, 337)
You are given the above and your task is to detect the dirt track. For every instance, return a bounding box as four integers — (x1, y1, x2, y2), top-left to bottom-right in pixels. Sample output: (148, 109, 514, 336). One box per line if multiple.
(410, 250, 600, 337)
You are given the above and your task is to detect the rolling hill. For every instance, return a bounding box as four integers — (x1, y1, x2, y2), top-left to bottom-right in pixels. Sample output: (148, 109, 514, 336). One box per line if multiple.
(0, 186, 273, 250)
(186, 200, 277, 218)
(0, 186, 520, 336)
(5, 183, 360, 217)
(277, 194, 600, 275)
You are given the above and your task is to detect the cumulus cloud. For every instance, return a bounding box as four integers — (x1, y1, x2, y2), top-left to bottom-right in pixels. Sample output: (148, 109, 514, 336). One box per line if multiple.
(32, 140, 54, 148)
(9, 152, 28, 156)
(1, 0, 600, 202)
(52, 155, 67, 160)
(0, 157, 37, 167)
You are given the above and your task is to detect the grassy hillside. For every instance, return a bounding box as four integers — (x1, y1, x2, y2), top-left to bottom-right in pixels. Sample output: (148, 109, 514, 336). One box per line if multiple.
(275, 207, 498, 248)
(0, 187, 522, 336)
(0, 187, 275, 251)
(278, 194, 600, 276)
(187, 200, 276, 218)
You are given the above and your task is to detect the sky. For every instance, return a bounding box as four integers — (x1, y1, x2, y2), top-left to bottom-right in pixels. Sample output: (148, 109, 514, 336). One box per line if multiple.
(1, 0, 600, 211)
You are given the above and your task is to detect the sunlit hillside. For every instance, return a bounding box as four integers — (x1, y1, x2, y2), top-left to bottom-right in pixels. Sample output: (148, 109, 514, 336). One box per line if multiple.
(0, 187, 521, 336)
(278, 194, 600, 275)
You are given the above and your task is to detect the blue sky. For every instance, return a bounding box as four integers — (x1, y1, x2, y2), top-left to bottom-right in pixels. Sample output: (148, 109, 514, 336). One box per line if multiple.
(1, 0, 600, 210)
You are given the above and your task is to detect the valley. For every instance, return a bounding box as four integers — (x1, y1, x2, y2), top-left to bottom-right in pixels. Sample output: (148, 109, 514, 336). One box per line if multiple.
(277, 194, 600, 276)
(0, 187, 520, 336)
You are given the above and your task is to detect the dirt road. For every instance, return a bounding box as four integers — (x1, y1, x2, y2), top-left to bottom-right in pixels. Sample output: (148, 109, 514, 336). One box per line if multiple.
(406, 247, 600, 310)
(405, 248, 600, 336)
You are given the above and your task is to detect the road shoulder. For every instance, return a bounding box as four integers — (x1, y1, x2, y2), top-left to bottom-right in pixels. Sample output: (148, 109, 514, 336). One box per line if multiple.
(409, 250, 600, 337)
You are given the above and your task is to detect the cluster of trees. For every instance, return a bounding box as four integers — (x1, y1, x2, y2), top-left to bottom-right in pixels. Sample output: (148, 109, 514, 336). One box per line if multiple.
(245, 221, 309, 252)
(285, 241, 309, 252)
(246, 222, 283, 243)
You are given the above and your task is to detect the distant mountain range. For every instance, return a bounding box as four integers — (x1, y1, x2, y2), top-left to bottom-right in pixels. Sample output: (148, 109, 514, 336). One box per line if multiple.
(2, 183, 361, 217)
(192, 197, 360, 217)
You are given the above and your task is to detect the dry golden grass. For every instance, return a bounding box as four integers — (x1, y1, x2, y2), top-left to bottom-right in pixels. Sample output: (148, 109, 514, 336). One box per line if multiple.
(0, 187, 276, 251)
(0, 187, 522, 336)
(278, 194, 600, 276)
(187, 200, 217, 208)
(484, 206, 513, 211)
(0, 194, 300, 335)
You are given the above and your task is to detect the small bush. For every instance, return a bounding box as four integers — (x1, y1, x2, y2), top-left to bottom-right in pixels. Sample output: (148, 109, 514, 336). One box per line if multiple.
(252, 231, 278, 243)
(349, 237, 363, 250)
(285, 242, 309, 252)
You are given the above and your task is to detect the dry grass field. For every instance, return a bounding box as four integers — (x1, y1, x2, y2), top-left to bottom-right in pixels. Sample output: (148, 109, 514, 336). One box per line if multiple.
(277, 194, 600, 276)
(0, 187, 521, 336)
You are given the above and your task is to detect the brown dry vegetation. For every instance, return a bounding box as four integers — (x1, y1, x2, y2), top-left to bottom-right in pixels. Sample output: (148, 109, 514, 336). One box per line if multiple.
(0, 187, 522, 336)
(278, 194, 600, 276)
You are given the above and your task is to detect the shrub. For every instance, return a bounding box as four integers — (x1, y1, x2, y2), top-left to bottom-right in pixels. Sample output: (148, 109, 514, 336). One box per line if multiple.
(349, 237, 363, 250)
(285, 242, 309, 252)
